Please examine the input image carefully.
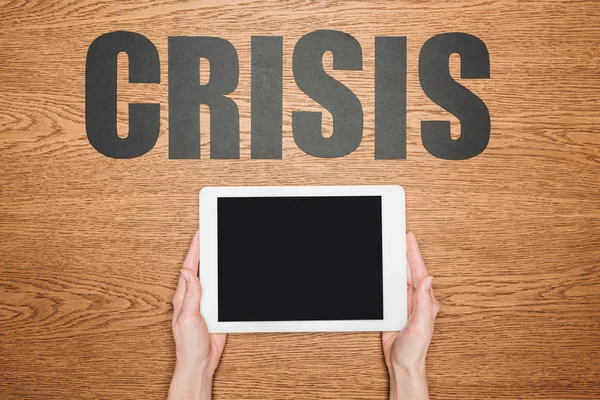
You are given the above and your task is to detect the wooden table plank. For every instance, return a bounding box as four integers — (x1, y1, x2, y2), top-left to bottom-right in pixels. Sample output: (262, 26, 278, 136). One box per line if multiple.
(1, 1, 599, 398)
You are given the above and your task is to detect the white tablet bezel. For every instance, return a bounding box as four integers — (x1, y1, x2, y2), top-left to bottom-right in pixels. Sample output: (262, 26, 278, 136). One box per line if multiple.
(199, 185, 406, 333)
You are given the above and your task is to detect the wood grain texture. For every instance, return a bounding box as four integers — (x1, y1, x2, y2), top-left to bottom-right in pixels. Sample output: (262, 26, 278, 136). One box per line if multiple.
(0, 0, 599, 398)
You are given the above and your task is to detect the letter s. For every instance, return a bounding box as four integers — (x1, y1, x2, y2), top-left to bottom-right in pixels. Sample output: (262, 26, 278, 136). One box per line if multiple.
(419, 33, 490, 160)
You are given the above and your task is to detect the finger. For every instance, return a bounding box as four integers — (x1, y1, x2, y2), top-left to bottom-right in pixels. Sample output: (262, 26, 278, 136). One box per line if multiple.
(407, 284, 415, 316)
(406, 250, 416, 316)
(431, 282, 440, 317)
(172, 273, 186, 324)
(382, 331, 399, 351)
(210, 333, 228, 359)
(410, 276, 434, 332)
(407, 232, 429, 285)
(406, 254, 415, 290)
(182, 230, 200, 277)
(179, 269, 201, 319)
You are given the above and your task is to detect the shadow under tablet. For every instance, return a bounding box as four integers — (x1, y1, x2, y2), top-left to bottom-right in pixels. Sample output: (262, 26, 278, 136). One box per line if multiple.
(217, 196, 384, 322)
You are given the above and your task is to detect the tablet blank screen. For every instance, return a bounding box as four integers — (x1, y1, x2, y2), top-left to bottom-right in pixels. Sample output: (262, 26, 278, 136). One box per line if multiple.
(217, 196, 383, 322)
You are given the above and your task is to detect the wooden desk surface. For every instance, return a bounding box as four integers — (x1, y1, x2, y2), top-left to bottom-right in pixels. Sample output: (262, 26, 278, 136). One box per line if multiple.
(1, 1, 599, 398)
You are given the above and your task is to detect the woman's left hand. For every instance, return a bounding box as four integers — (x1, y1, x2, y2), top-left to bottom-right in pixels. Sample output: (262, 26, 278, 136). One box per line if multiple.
(168, 231, 227, 400)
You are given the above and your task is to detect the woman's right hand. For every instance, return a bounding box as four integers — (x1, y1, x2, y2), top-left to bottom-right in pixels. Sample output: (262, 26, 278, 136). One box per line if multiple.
(382, 232, 439, 400)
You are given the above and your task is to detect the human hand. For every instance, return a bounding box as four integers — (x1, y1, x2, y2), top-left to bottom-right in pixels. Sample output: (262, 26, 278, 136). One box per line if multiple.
(382, 232, 439, 400)
(168, 231, 227, 400)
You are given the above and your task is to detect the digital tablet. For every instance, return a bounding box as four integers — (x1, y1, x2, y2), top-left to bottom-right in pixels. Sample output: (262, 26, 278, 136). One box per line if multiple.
(199, 185, 406, 333)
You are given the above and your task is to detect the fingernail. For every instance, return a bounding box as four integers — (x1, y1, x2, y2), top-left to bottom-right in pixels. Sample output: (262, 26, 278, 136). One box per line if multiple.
(426, 276, 433, 289)
(180, 269, 191, 282)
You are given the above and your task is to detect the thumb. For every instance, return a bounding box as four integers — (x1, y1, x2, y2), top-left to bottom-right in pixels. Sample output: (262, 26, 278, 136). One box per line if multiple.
(410, 276, 434, 332)
(179, 269, 201, 319)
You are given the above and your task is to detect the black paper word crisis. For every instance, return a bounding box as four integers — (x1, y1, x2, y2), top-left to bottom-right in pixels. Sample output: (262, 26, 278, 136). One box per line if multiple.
(85, 30, 490, 160)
